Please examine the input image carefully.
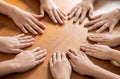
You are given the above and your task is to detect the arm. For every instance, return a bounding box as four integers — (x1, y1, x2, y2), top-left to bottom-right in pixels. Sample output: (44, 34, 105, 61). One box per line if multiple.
(88, 65, 120, 79)
(0, 0, 15, 17)
(0, 60, 15, 77)
(111, 50, 120, 65)
(0, 47, 47, 77)
(0, 0, 46, 35)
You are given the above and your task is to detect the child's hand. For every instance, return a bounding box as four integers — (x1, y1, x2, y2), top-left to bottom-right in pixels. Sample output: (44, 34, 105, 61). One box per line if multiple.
(86, 9, 120, 34)
(40, 0, 66, 24)
(68, 0, 94, 23)
(9, 7, 46, 35)
(11, 47, 47, 73)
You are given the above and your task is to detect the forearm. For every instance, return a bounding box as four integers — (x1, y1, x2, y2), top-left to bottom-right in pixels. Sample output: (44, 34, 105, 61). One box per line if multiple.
(82, 0, 94, 3)
(0, 1, 16, 17)
(88, 65, 120, 79)
(112, 50, 120, 65)
(0, 60, 15, 77)
(117, 8, 120, 20)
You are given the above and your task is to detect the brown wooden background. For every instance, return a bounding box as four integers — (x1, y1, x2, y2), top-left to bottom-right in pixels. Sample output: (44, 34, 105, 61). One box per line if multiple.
(0, 0, 120, 79)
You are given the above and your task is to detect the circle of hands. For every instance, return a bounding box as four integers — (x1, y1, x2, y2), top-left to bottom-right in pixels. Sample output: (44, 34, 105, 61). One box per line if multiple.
(1, 0, 120, 79)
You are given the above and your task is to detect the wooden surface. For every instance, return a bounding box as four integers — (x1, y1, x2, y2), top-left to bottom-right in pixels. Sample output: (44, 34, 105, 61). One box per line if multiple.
(0, 0, 120, 79)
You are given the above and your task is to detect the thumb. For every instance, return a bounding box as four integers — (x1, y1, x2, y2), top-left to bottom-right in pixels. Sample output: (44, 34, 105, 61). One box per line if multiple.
(40, 7, 44, 17)
(89, 8, 93, 19)
(32, 14, 44, 19)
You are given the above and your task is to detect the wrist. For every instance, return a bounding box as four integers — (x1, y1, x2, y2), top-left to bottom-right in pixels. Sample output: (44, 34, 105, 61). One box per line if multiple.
(82, 0, 94, 3)
(7, 6, 18, 19)
(112, 50, 120, 61)
(56, 77, 70, 79)
(84, 64, 98, 76)
(39, 0, 48, 3)
(5, 59, 17, 73)
(114, 8, 120, 21)
(8, 59, 19, 73)
(0, 1, 15, 17)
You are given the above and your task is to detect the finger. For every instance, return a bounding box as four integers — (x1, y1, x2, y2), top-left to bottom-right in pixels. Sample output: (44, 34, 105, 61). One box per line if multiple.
(32, 14, 44, 19)
(24, 23, 38, 35)
(31, 47, 40, 53)
(79, 50, 87, 57)
(88, 33, 104, 38)
(91, 15, 102, 20)
(61, 53, 66, 59)
(53, 9, 63, 24)
(73, 9, 82, 23)
(52, 53, 57, 63)
(109, 25, 115, 34)
(96, 23, 109, 33)
(18, 25, 28, 33)
(85, 18, 102, 26)
(68, 7, 78, 19)
(49, 58, 53, 67)
(47, 10, 57, 23)
(69, 59, 76, 67)
(35, 57, 45, 65)
(79, 9, 87, 23)
(88, 8, 93, 19)
(18, 42, 34, 48)
(57, 9, 66, 20)
(40, 7, 45, 17)
(34, 49, 47, 56)
(11, 49, 23, 54)
(67, 51, 76, 61)
(88, 37, 104, 42)
(14, 34, 25, 38)
(88, 21, 105, 31)
(69, 48, 79, 56)
(57, 51, 61, 61)
(18, 36, 33, 40)
(28, 19, 44, 34)
(35, 51, 47, 60)
(59, 9, 66, 16)
(31, 16, 46, 30)
(68, 6, 76, 15)
(19, 38, 35, 43)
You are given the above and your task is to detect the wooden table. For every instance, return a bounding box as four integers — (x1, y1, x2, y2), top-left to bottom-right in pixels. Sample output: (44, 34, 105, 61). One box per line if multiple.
(0, 0, 120, 79)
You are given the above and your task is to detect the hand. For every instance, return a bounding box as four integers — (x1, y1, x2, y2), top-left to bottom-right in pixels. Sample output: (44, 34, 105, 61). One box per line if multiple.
(11, 47, 47, 73)
(40, 0, 66, 24)
(86, 8, 120, 34)
(80, 44, 114, 60)
(9, 7, 46, 35)
(49, 51, 71, 79)
(88, 33, 120, 47)
(68, 0, 94, 23)
(0, 34, 35, 54)
(67, 48, 95, 75)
